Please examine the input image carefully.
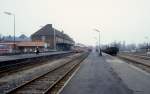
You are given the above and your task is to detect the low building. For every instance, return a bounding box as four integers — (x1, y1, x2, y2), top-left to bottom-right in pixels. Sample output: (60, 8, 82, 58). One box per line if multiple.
(0, 41, 46, 54)
(31, 24, 74, 51)
(17, 41, 45, 53)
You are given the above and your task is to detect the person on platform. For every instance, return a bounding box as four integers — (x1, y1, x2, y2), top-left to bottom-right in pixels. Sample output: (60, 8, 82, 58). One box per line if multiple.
(35, 47, 39, 55)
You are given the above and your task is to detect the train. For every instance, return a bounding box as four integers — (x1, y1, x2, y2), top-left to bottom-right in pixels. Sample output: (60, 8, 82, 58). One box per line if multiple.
(102, 46, 119, 56)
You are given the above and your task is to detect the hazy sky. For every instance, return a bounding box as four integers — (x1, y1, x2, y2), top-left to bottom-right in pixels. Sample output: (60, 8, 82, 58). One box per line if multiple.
(0, 0, 150, 45)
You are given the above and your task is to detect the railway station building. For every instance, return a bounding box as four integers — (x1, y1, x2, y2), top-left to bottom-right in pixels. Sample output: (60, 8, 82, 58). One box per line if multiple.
(31, 24, 75, 51)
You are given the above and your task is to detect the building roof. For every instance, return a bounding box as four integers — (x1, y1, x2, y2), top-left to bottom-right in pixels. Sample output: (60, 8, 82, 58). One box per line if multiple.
(0, 42, 16, 45)
(31, 24, 74, 43)
(17, 41, 45, 47)
(0, 41, 45, 47)
(31, 24, 53, 36)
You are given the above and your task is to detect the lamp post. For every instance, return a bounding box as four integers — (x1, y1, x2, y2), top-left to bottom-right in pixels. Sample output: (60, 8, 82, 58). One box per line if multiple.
(94, 29, 102, 56)
(4, 11, 16, 53)
(93, 37, 98, 52)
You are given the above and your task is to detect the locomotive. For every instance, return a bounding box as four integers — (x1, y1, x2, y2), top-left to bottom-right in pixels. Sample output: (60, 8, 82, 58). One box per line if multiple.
(102, 46, 119, 56)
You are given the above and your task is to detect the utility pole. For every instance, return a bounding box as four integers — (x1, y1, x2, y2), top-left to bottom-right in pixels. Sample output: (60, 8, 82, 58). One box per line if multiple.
(4, 11, 16, 53)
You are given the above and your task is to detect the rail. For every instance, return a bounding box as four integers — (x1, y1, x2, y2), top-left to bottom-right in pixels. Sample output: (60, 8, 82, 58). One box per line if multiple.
(4, 52, 89, 94)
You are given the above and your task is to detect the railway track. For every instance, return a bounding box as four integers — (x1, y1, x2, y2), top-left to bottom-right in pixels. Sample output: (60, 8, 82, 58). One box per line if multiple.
(118, 53, 150, 69)
(0, 52, 73, 77)
(120, 53, 150, 60)
(4, 52, 89, 94)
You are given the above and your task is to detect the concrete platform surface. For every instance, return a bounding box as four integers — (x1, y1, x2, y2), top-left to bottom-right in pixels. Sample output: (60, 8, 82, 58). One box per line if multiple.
(105, 54, 150, 94)
(0, 51, 70, 62)
(60, 51, 133, 94)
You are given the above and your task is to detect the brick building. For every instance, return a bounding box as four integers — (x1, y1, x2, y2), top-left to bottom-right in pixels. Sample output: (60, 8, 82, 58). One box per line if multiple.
(31, 24, 74, 51)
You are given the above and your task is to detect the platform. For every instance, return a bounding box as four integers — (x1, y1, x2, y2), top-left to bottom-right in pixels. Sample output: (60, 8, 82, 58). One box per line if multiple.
(105, 54, 150, 94)
(0, 51, 70, 62)
(60, 51, 133, 94)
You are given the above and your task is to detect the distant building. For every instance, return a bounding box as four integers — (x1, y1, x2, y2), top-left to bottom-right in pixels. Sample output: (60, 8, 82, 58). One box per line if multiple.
(31, 24, 75, 51)
(17, 34, 31, 41)
(75, 43, 86, 48)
